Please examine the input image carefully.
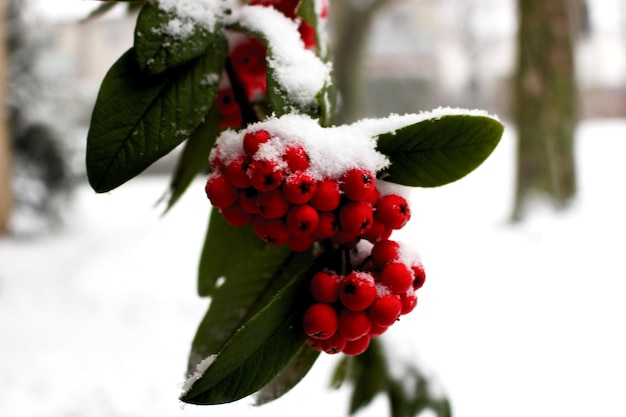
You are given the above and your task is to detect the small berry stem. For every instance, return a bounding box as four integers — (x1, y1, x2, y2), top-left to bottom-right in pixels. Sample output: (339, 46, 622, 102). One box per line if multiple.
(224, 57, 259, 126)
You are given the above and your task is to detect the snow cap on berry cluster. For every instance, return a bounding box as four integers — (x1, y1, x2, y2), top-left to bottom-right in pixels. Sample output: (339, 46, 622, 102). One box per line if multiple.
(213, 114, 390, 180)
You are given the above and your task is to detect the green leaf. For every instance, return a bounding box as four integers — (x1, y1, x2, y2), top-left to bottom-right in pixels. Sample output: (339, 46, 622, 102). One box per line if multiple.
(180, 260, 314, 405)
(134, 2, 220, 74)
(160, 106, 220, 214)
(376, 114, 504, 187)
(254, 344, 320, 405)
(86, 38, 226, 193)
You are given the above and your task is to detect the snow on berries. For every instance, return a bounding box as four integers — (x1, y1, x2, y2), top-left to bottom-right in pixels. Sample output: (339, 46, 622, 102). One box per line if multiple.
(204, 113, 426, 355)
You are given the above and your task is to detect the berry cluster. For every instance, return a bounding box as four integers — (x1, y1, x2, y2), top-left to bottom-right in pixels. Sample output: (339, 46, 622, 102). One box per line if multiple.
(303, 240, 426, 356)
(205, 129, 412, 252)
(215, 0, 327, 130)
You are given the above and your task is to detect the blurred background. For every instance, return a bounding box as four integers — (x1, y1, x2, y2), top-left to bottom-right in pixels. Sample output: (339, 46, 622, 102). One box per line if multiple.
(1, 1, 625, 416)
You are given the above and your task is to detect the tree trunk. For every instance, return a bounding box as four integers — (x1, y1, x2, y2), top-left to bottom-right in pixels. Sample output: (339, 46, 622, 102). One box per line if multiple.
(512, 0, 578, 221)
(330, 0, 391, 124)
(0, 0, 11, 234)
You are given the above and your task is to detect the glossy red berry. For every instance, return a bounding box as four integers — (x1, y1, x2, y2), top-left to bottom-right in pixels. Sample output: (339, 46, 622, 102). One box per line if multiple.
(343, 335, 370, 356)
(339, 272, 376, 312)
(256, 190, 289, 219)
(283, 145, 310, 172)
(205, 173, 238, 209)
(338, 310, 372, 341)
(371, 240, 400, 268)
(310, 178, 341, 212)
(243, 129, 271, 157)
(303, 303, 338, 340)
(368, 322, 389, 337)
(220, 204, 252, 227)
(361, 220, 387, 243)
(368, 294, 402, 327)
(224, 155, 251, 189)
(286, 204, 319, 237)
(310, 271, 340, 303)
(376, 194, 411, 229)
(248, 159, 284, 192)
(252, 217, 290, 246)
(319, 332, 347, 354)
(379, 262, 414, 295)
(339, 201, 373, 236)
(282, 172, 317, 204)
(341, 168, 376, 202)
(399, 291, 418, 315)
(411, 262, 426, 290)
(238, 188, 260, 214)
(313, 212, 338, 239)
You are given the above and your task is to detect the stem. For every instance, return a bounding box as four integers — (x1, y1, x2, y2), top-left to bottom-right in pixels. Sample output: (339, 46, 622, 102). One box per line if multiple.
(224, 57, 259, 126)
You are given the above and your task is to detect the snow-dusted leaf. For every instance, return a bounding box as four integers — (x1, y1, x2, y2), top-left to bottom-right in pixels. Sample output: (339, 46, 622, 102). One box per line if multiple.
(134, 2, 222, 74)
(86, 40, 226, 193)
(375, 114, 503, 187)
(254, 344, 320, 405)
(181, 259, 314, 405)
(161, 107, 220, 214)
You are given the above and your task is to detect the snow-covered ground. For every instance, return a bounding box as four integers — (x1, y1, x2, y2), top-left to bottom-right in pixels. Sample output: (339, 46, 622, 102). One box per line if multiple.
(1, 119, 625, 417)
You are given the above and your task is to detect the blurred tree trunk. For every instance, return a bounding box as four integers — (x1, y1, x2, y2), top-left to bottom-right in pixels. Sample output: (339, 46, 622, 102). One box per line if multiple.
(512, 0, 578, 221)
(330, 0, 391, 124)
(0, 0, 11, 234)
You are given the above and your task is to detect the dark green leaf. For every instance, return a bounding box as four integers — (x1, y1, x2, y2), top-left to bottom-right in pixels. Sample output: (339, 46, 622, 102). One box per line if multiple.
(181, 261, 314, 405)
(254, 343, 320, 405)
(348, 339, 387, 415)
(86, 38, 226, 193)
(376, 114, 503, 187)
(135, 3, 220, 74)
(160, 106, 220, 214)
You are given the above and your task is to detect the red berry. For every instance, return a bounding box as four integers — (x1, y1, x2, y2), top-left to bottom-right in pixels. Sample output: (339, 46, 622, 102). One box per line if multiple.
(310, 178, 341, 212)
(243, 129, 271, 157)
(330, 230, 359, 247)
(368, 322, 388, 337)
(380, 262, 414, 294)
(238, 188, 260, 214)
(319, 332, 347, 354)
(287, 234, 315, 252)
(306, 337, 324, 352)
(248, 159, 284, 192)
(224, 155, 251, 189)
(252, 217, 289, 246)
(399, 291, 418, 315)
(215, 87, 242, 130)
(310, 271, 340, 303)
(411, 262, 426, 290)
(371, 240, 400, 268)
(341, 169, 376, 202)
(256, 190, 289, 219)
(376, 194, 411, 229)
(361, 220, 387, 243)
(283, 145, 310, 172)
(283, 172, 317, 205)
(339, 272, 376, 312)
(303, 303, 338, 340)
(342, 335, 370, 356)
(286, 204, 319, 237)
(220, 204, 252, 227)
(339, 201, 373, 236)
(338, 310, 372, 341)
(205, 173, 238, 209)
(368, 294, 402, 327)
(313, 212, 338, 240)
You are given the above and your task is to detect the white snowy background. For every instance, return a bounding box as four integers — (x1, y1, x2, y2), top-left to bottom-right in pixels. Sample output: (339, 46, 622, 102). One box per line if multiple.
(2, 119, 625, 417)
(2, 1, 626, 416)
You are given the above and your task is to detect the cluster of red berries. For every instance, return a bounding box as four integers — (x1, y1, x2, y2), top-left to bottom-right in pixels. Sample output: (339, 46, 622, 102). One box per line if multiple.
(205, 129, 412, 252)
(303, 240, 426, 356)
(215, 0, 327, 130)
